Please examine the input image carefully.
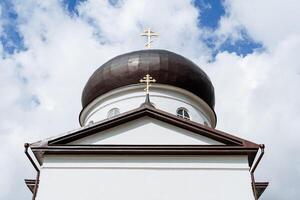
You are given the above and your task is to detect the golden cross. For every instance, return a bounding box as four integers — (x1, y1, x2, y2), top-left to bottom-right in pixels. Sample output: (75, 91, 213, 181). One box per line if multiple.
(140, 74, 156, 94)
(140, 28, 159, 48)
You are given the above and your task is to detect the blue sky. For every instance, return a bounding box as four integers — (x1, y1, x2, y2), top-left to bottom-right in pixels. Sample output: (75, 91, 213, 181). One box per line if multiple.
(0, 0, 262, 57)
(0, 0, 26, 55)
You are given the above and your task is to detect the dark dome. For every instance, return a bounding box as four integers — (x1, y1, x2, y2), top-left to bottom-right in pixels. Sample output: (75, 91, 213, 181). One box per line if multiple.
(82, 49, 215, 109)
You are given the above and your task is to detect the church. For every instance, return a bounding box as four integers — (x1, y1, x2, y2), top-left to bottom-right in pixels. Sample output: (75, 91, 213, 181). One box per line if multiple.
(24, 29, 268, 200)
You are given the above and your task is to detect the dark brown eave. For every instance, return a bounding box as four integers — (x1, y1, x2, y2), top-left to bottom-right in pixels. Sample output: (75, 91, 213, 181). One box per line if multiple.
(25, 179, 36, 193)
(31, 145, 258, 166)
(47, 105, 258, 148)
(255, 182, 269, 198)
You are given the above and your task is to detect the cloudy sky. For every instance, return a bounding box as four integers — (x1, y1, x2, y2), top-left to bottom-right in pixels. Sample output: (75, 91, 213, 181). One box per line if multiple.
(0, 0, 299, 199)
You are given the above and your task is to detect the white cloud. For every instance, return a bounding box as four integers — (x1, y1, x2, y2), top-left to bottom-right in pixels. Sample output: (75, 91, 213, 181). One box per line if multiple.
(1, 0, 300, 199)
(220, 0, 300, 49)
(77, 0, 211, 59)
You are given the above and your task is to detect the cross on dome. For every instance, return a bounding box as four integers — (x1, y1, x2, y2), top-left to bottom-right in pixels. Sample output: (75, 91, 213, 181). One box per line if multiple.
(140, 28, 159, 48)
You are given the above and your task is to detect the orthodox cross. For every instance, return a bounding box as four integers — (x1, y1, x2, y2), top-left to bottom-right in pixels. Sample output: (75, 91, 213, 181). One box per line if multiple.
(140, 74, 156, 94)
(140, 28, 159, 48)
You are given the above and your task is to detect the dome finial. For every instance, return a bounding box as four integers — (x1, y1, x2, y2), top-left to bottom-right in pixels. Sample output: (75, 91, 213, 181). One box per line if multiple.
(140, 93, 154, 108)
(140, 28, 159, 48)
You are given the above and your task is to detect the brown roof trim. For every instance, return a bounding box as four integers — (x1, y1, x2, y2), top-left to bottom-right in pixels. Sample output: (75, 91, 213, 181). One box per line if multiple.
(24, 179, 36, 193)
(31, 145, 258, 166)
(46, 105, 258, 148)
(255, 182, 269, 198)
(32, 145, 258, 152)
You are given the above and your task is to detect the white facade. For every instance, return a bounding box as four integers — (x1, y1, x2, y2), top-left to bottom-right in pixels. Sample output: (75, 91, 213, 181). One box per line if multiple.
(37, 155, 253, 200)
(79, 84, 216, 128)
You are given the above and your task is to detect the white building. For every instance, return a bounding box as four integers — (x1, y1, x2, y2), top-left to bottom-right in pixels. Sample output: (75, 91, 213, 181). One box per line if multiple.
(24, 49, 268, 200)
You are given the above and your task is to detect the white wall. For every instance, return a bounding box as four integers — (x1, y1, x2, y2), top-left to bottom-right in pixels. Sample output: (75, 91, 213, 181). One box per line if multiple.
(36, 155, 255, 200)
(69, 117, 223, 145)
(79, 84, 216, 127)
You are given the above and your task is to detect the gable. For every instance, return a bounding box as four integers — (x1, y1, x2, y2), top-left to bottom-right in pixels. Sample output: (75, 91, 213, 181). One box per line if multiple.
(69, 116, 224, 145)
(29, 106, 260, 168)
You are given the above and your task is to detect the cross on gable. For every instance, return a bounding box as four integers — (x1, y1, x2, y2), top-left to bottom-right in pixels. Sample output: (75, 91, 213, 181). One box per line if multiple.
(140, 74, 156, 94)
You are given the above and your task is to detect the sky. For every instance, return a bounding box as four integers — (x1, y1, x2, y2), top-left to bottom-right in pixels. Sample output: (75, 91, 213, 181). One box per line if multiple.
(0, 0, 300, 199)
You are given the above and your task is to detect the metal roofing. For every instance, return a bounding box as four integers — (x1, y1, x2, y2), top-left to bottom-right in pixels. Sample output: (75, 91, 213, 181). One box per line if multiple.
(81, 49, 215, 109)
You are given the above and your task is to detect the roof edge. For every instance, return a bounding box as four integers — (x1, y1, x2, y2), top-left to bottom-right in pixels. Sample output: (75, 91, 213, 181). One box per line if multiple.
(48, 106, 249, 146)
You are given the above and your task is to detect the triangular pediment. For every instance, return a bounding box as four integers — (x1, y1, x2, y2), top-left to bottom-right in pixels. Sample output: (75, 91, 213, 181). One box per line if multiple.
(29, 106, 260, 166)
(68, 116, 224, 145)
(45, 106, 257, 147)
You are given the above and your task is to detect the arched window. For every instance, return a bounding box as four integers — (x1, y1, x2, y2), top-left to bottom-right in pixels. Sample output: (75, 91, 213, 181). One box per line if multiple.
(107, 108, 120, 118)
(176, 107, 190, 120)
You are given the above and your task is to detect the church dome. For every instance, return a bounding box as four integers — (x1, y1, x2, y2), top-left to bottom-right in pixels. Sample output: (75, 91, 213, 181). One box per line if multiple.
(82, 49, 215, 110)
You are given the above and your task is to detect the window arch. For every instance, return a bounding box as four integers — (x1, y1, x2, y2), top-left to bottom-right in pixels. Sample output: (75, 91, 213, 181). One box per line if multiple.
(176, 107, 190, 120)
(107, 108, 120, 118)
